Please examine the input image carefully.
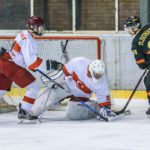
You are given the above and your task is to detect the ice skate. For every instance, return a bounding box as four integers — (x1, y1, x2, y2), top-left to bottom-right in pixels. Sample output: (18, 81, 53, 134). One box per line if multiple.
(97, 106, 124, 121)
(146, 107, 150, 118)
(18, 104, 39, 124)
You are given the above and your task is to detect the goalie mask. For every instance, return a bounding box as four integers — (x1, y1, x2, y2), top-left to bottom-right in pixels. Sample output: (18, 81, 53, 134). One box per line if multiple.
(27, 16, 45, 36)
(89, 60, 105, 84)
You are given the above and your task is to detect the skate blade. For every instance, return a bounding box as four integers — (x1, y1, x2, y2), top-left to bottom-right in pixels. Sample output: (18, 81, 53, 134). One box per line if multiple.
(96, 114, 124, 122)
(17, 118, 40, 124)
(108, 114, 124, 121)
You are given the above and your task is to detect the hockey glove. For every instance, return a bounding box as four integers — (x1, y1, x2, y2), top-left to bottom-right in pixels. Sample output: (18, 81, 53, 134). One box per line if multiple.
(138, 62, 150, 70)
(138, 63, 147, 70)
(0, 47, 7, 56)
(46, 59, 64, 70)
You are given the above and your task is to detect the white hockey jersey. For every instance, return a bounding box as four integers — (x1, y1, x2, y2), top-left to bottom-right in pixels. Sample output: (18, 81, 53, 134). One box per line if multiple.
(9, 30, 42, 70)
(63, 57, 110, 106)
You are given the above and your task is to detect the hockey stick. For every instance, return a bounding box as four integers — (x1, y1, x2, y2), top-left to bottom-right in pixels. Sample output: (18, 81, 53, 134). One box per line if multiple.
(61, 40, 70, 63)
(61, 40, 69, 53)
(115, 69, 148, 115)
(79, 101, 109, 122)
(36, 69, 64, 89)
(1, 41, 16, 52)
(38, 87, 52, 122)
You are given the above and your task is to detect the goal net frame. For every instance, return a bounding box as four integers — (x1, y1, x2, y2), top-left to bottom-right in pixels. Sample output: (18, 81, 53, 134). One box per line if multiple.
(0, 35, 101, 106)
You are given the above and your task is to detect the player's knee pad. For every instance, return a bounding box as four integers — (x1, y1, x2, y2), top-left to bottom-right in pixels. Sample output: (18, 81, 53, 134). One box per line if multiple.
(66, 100, 97, 120)
(25, 81, 40, 98)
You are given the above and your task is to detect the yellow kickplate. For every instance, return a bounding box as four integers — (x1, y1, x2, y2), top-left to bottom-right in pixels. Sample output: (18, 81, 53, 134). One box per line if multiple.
(5, 88, 26, 97)
(111, 90, 147, 99)
(6, 88, 147, 99)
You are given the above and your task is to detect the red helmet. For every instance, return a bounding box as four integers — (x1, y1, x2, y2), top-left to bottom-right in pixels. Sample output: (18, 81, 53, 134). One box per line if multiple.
(27, 16, 44, 27)
(27, 16, 45, 36)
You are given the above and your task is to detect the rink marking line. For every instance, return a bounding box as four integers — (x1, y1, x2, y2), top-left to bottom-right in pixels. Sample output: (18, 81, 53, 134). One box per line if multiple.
(5, 88, 147, 99)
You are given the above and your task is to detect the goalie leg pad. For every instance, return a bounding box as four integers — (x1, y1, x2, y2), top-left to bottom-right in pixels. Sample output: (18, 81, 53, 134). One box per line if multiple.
(66, 100, 97, 120)
(30, 83, 71, 116)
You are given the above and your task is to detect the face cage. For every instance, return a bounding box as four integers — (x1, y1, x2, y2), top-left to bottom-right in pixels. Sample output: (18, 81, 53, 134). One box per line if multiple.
(30, 25, 45, 36)
(124, 23, 141, 31)
(93, 71, 102, 79)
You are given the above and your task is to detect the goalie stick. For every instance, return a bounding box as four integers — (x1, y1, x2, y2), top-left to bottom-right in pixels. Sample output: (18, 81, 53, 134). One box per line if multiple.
(79, 101, 124, 122)
(115, 69, 148, 115)
(79, 101, 109, 122)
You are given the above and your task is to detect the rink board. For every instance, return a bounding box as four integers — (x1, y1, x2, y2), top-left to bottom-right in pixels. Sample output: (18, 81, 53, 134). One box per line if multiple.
(5, 88, 147, 99)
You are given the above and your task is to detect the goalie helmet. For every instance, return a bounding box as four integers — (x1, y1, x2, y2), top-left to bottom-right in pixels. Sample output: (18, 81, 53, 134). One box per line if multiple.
(124, 16, 141, 30)
(27, 16, 45, 36)
(89, 59, 105, 83)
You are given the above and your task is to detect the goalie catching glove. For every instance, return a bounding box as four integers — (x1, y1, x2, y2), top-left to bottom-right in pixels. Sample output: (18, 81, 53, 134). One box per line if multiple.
(46, 59, 64, 70)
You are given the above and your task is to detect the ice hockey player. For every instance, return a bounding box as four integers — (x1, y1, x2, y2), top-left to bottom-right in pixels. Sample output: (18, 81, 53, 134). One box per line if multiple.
(124, 16, 150, 116)
(0, 16, 48, 122)
(31, 57, 117, 121)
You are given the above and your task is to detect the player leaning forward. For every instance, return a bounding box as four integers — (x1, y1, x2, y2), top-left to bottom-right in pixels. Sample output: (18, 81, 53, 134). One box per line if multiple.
(0, 16, 47, 121)
(31, 57, 117, 120)
(124, 16, 150, 116)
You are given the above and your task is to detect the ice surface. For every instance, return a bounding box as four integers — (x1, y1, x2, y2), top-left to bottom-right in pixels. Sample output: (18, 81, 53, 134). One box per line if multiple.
(0, 99, 150, 150)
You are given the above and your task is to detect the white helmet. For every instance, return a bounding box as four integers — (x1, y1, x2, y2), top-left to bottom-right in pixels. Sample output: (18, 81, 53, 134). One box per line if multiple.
(89, 59, 105, 83)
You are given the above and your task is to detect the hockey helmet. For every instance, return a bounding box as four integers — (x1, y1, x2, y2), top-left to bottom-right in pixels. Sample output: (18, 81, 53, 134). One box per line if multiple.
(89, 59, 105, 83)
(27, 16, 45, 36)
(124, 16, 141, 30)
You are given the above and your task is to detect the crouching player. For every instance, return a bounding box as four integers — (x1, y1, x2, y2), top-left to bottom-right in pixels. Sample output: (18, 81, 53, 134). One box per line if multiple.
(31, 57, 117, 121)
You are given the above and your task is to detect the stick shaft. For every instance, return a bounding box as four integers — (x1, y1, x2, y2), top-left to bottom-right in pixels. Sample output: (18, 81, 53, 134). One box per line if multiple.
(79, 101, 108, 122)
(116, 69, 148, 115)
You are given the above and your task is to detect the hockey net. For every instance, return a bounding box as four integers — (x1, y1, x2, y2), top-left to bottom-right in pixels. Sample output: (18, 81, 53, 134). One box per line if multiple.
(0, 35, 101, 107)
